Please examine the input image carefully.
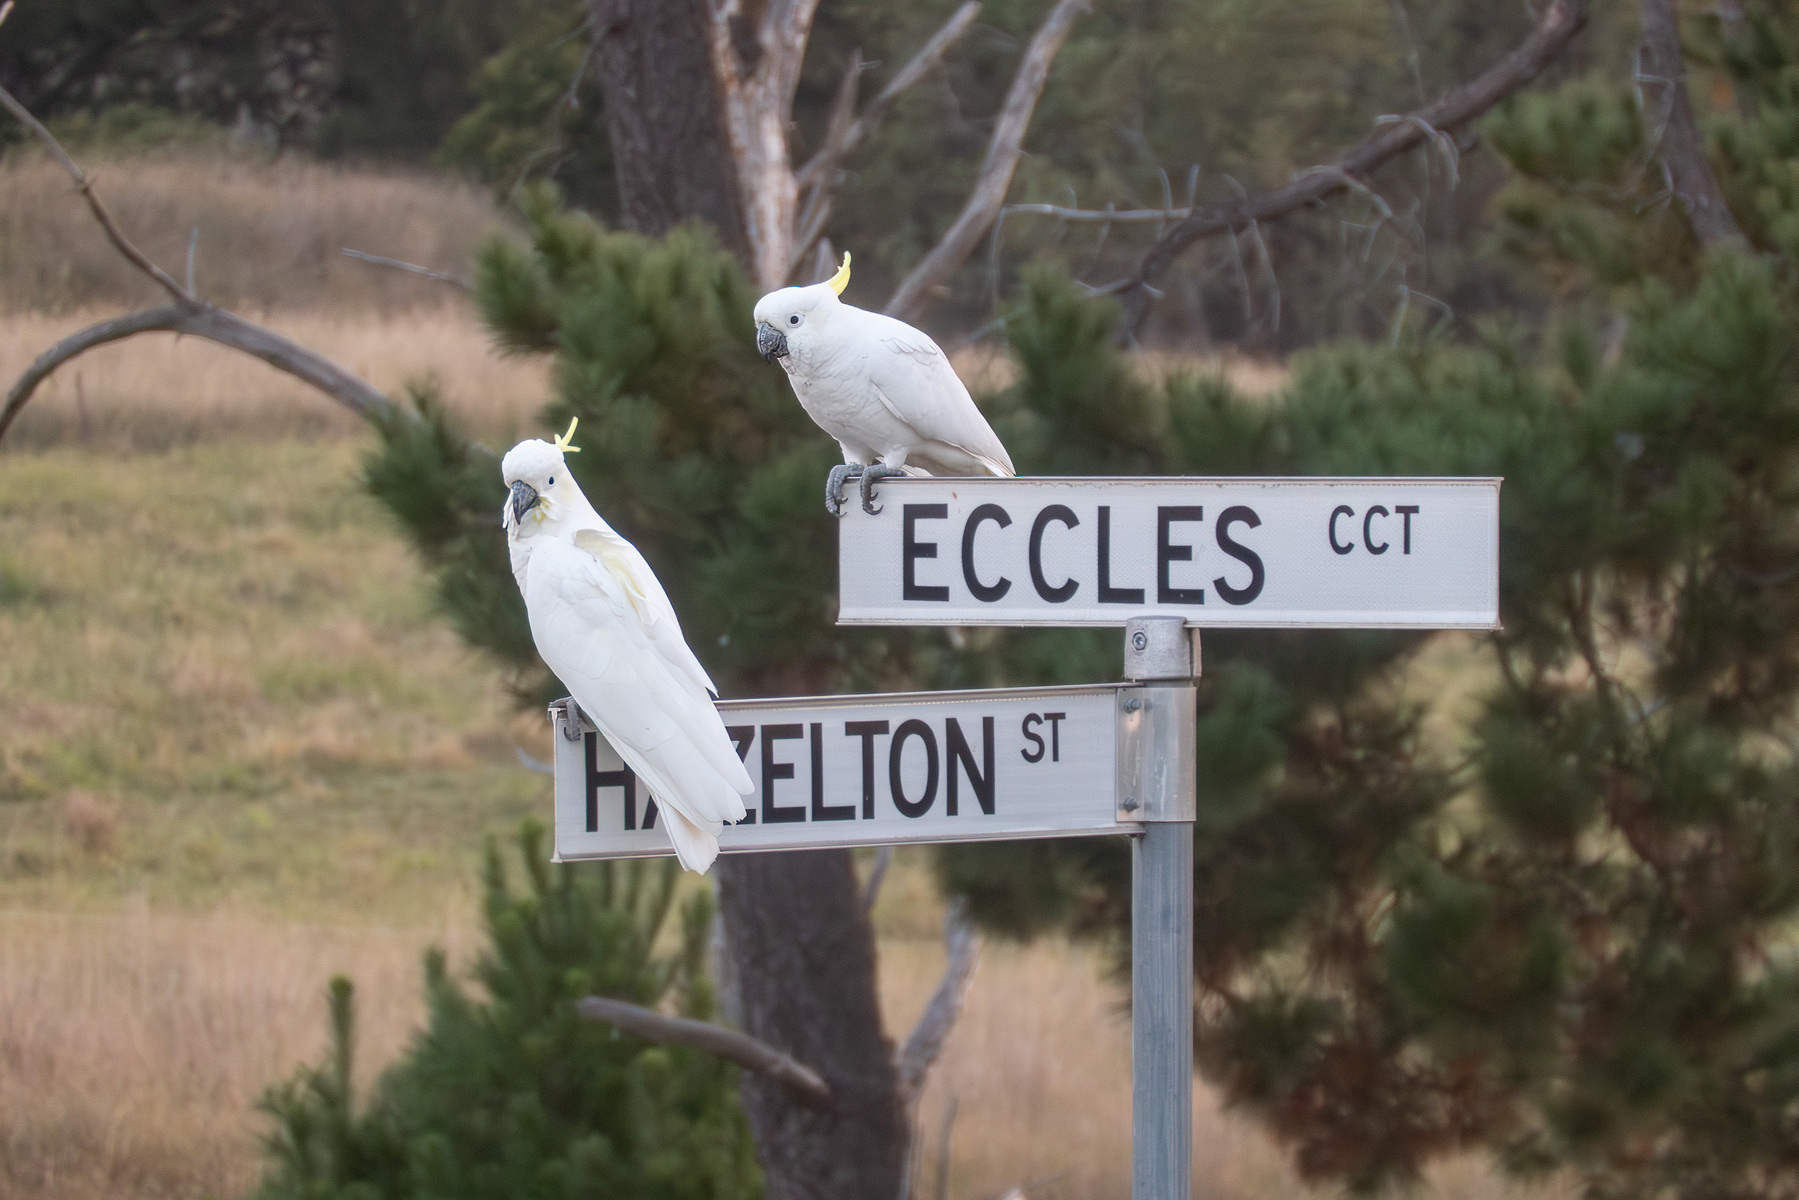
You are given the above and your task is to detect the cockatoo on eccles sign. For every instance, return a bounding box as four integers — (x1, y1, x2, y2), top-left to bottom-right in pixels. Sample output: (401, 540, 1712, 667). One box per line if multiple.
(502, 419, 752, 873)
(754, 253, 1015, 516)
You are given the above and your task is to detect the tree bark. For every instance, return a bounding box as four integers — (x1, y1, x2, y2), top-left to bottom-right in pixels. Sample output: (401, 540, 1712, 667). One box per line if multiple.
(586, 0, 753, 262)
(715, 850, 907, 1200)
(1638, 0, 1747, 248)
(705, 0, 820, 290)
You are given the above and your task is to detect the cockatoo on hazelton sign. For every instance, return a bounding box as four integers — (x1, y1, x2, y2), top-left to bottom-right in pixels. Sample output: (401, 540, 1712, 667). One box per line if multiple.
(754, 253, 1015, 516)
(502, 420, 752, 873)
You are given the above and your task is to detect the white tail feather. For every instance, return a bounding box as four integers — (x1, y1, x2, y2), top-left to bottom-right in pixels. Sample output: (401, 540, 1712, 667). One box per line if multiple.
(659, 802, 721, 873)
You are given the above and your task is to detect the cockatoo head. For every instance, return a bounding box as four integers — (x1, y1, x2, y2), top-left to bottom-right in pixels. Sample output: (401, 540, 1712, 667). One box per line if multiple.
(501, 418, 582, 533)
(753, 252, 852, 366)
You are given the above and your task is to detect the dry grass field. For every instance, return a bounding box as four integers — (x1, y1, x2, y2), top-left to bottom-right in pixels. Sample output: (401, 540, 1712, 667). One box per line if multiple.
(0, 143, 1544, 1200)
(0, 305, 550, 450)
(0, 147, 505, 315)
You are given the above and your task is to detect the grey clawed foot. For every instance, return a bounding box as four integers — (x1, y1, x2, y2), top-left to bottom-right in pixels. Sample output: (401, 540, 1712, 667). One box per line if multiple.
(859, 463, 905, 515)
(825, 464, 863, 517)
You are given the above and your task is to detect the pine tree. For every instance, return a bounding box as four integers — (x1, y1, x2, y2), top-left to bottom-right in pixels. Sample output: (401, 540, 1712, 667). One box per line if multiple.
(255, 822, 760, 1200)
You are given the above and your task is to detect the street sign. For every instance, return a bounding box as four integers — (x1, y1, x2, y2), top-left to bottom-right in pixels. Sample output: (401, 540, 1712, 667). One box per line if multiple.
(551, 684, 1139, 862)
(836, 476, 1500, 629)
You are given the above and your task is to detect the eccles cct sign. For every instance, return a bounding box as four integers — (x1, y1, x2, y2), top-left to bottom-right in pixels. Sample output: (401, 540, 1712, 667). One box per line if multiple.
(836, 477, 1501, 629)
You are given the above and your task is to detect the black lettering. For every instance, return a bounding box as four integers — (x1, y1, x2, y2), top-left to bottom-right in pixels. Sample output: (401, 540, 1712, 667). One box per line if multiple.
(1363, 505, 1390, 555)
(1213, 505, 1266, 605)
(761, 723, 806, 823)
(1098, 506, 1145, 604)
(1028, 506, 1079, 602)
(585, 731, 638, 833)
(903, 504, 950, 601)
(1396, 505, 1419, 554)
(809, 722, 853, 821)
(889, 719, 939, 818)
(946, 716, 995, 815)
(727, 725, 756, 823)
(845, 721, 890, 818)
(1156, 506, 1206, 604)
(960, 504, 1012, 602)
(1021, 713, 1046, 763)
(1044, 712, 1065, 762)
(1329, 505, 1355, 554)
(643, 797, 659, 830)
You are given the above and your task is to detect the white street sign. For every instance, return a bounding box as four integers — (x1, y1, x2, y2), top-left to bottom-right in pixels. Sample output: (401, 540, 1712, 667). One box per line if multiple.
(551, 685, 1133, 861)
(836, 476, 1500, 629)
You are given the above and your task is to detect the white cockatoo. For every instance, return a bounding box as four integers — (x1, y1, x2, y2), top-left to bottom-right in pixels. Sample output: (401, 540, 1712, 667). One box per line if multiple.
(753, 253, 1015, 515)
(502, 419, 752, 873)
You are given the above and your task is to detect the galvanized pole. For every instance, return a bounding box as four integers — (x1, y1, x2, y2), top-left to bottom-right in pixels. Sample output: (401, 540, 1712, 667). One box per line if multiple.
(1122, 616, 1197, 1200)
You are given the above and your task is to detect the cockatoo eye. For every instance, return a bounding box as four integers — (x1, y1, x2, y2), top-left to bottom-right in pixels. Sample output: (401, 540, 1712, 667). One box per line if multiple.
(788, 314, 801, 326)
(548, 476, 555, 486)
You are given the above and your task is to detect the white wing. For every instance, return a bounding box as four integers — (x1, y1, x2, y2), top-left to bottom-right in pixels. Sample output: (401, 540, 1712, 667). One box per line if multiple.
(523, 537, 751, 872)
(850, 309, 1015, 475)
(572, 527, 719, 697)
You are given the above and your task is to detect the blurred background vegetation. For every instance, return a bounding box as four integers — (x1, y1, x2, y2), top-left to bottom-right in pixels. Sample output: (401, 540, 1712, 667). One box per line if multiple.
(5, 2, 1799, 1200)
(0, 0, 1637, 345)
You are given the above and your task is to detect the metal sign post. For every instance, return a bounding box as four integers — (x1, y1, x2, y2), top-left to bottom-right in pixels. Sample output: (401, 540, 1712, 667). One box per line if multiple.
(1122, 616, 1197, 1200)
(548, 473, 1502, 1200)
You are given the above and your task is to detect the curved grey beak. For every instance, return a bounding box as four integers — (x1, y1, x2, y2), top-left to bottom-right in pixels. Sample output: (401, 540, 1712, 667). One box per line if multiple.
(509, 480, 540, 523)
(756, 322, 789, 363)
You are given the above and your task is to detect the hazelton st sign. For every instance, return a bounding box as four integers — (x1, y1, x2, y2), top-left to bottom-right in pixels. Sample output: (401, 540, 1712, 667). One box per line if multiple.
(549, 684, 1149, 861)
(835, 476, 1501, 629)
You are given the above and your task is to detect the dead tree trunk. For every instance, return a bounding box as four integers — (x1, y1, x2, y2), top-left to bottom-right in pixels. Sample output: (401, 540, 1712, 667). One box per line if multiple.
(716, 850, 907, 1200)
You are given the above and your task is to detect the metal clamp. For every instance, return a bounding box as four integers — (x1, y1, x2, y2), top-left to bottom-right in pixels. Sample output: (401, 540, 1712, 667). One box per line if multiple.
(1123, 615, 1199, 682)
(1115, 684, 1197, 822)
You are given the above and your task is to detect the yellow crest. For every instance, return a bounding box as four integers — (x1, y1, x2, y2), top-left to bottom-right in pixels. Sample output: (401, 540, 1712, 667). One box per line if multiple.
(827, 251, 852, 296)
(552, 416, 582, 454)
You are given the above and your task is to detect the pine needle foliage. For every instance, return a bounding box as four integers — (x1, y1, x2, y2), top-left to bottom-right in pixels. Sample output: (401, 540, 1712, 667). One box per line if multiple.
(255, 821, 759, 1200)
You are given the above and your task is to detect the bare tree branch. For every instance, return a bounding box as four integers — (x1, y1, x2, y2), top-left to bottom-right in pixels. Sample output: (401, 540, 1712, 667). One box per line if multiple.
(884, 0, 1091, 322)
(895, 898, 981, 1104)
(1109, 0, 1593, 334)
(341, 248, 472, 290)
(1638, 0, 1747, 248)
(2, 308, 184, 442)
(0, 83, 396, 445)
(0, 304, 394, 444)
(577, 995, 834, 1107)
(790, 50, 866, 269)
(788, 3, 983, 277)
(803, 49, 867, 195)
(795, 2, 982, 192)
(0, 84, 195, 303)
(1005, 202, 1196, 224)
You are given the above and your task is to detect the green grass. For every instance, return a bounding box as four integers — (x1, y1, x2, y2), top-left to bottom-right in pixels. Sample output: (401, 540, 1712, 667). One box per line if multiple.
(0, 438, 546, 921)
